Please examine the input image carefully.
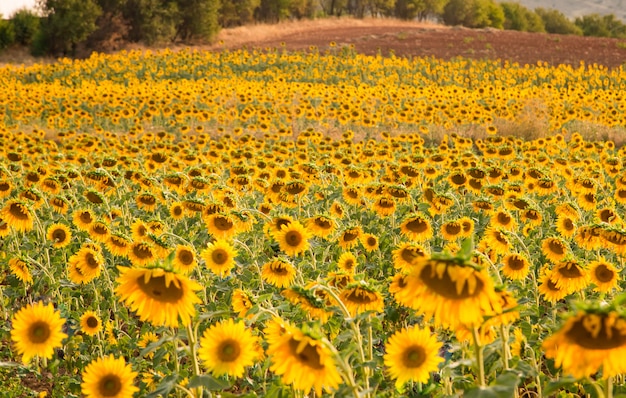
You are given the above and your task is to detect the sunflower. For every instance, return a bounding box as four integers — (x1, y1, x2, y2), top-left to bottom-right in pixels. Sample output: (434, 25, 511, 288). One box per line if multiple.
(555, 215, 577, 238)
(282, 286, 330, 323)
(373, 196, 396, 217)
(136, 192, 158, 212)
(264, 215, 294, 236)
(128, 242, 157, 267)
(46, 223, 72, 249)
(81, 355, 138, 398)
(80, 310, 103, 337)
(360, 233, 379, 252)
(550, 260, 589, 293)
(88, 221, 111, 243)
(262, 259, 297, 288)
(542, 310, 626, 379)
(232, 289, 254, 319)
(384, 325, 443, 389)
(169, 201, 186, 220)
(115, 267, 202, 327)
(130, 219, 150, 242)
(339, 283, 384, 316)
(198, 318, 260, 378)
(501, 253, 531, 280)
(106, 234, 132, 257)
(541, 237, 569, 263)
(400, 214, 433, 242)
(267, 324, 341, 396)
(537, 269, 569, 304)
(272, 221, 311, 257)
(392, 242, 428, 272)
(338, 226, 362, 250)
(172, 245, 197, 274)
(10, 301, 67, 364)
(204, 213, 239, 239)
(68, 246, 105, 283)
(490, 209, 516, 231)
(589, 258, 620, 293)
(8, 257, 33, 284)
(0, 199, 34, 232)
(201, 239, 238, 277)
(397, 256, 502, 328)
(575, 225, 604, 251)
(73, 208, 95, 231)
(480, 227, 512, 255)
(337, 252, 358, 274)
(307, 215, 336, 239)
(329, 201, 344, 218)
(440, 221, 463, 241)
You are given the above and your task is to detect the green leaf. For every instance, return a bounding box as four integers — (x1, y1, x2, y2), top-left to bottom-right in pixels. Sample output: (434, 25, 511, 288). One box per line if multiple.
(187, 374, 231, 390)
(542, 376, 578, 396)
(146, 374, 178, 398)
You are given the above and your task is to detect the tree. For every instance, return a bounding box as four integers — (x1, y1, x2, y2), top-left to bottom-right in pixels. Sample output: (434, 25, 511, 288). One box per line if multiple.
(575, 13, 626, 38)
(500, 2, 544, 32)
(36, 0, 102, 55)
(394, 0, 447, 21)
(10, 8, 40, 46)
(123, 0, 180, 44)
(0, 15, 16, 50)
(175, 0, 220, 42)
(534, 7, 582, 35)
(220, 0, 260, 26)
(442, 0, 503, 29)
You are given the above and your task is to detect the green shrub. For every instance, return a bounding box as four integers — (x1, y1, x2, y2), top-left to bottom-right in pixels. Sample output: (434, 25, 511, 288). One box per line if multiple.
(535, 7, 582, 35)
(10, 8, 40, 46)
(501, 2, 545, 32)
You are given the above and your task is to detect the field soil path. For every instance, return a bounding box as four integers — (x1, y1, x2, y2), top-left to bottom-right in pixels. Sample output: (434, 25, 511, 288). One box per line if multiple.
(209, 18, 626, 68)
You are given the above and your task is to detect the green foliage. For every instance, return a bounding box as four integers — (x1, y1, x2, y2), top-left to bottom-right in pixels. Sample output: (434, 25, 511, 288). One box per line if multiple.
(535, 7, 582, 35)
(0, 16, 16, 50)
(500, 2, 544, 32)
(175, 0, 220, 42)
(394, 0, 447, 21)
(36, 0, 102, 55)
(442, 0, 503, 29)
(219, 0, 259, 27)
(9, 8, 40, 46)
(575, 13, 626, 39)
(318, 0, 349, 16)
(123, 0, 180, 44)
(256, 0, 292, 23)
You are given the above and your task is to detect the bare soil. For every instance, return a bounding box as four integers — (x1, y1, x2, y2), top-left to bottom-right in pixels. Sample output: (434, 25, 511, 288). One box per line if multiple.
(208, 18, 626, 68)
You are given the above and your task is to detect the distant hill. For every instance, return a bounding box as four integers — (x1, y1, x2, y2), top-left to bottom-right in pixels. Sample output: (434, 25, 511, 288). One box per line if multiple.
(515, 0, 626, 22)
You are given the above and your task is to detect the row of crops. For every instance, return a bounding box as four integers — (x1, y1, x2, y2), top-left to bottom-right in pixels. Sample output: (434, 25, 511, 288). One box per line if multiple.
(1, 47, 626, 397)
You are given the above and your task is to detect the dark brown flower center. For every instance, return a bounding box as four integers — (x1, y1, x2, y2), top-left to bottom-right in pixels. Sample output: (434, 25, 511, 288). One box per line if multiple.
(9, 203, 29, 220)
(218, 339, 241, 362)
(403, 346, 426, 368)
(419, 262, 484, 299)
(52, 228, 67, 242)
(285, 230, 303, 247)
(506, 255, 526, 271)
(594, 264, 615, 283)
(212, 249, 228, 265)
(99, 374, 122, 397)
(344, 288, 377, 304)
(214, 216, 234, 231)
(405, 218, 429, 233)
(137, 274, 184, 303)
(133, 244, 154, 260)
(444, 223, 461, 236)
(86, 316, 99, 328)
(289, 338, 324, 370)
(177, 249, 194, 266)
(557, 262, 583, 278)
(29, 321, 51, 344)
(547, 240, 565, 255)
(565, 316, 626, 349)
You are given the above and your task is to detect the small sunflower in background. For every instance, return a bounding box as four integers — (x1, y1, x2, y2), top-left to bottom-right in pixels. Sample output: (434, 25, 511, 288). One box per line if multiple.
(80, 310, 103, 337)
(46, 223, 72, 249)
(201, 239, 237, 277)
(272, 220, 311, 257)
(1, 199, 34, 232)
(392, 242, 428, 272)
(339, 282, 384, 316)
(267, 323, 341, 396)
(198, 318, 260, 378)
(8, 257, 33, 284)
(72, 208, 95, 231)
(204, 213, 239, 239)
(550, 259, 589, 294)
(588, 257, 620, 293)
(543, 308, 626, 379)
(11, 301, 67, 364)
(307, 215, 336, 239)
(337, 226, 362, 250)
(537, 268, 570, 304)
(384, 325, 443, 389)
(337, 252, 358, 274)
(115, 266, 202, 327)
(172, 244, 197, 274)
(231, 289, 254, 319)
(400, 213, 433, 242)
(262, 259, 297, 288)
(541, 237, 569, 263)
(360, 232, 379, 252)
(81, 355, 138, 398)
(500, 253, 531, 280)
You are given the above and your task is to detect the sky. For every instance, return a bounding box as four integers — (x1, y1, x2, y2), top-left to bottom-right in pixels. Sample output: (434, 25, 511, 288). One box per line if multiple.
(1, 0, 37, 17)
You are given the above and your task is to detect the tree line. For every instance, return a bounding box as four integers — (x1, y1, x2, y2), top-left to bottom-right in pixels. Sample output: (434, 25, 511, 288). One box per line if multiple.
(0, 0, 625, 57)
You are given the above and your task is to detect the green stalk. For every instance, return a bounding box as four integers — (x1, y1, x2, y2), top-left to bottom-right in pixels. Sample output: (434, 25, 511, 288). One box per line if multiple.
(471, 326, 486, 387)
(185, 322, 204, 398)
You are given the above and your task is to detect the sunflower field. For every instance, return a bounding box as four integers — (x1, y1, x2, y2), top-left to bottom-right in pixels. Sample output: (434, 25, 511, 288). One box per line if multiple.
(1, 46, 626, 398)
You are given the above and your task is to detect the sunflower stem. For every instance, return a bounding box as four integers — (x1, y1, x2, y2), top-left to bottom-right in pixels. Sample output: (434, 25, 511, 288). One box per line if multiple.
(500, 323, 510, 370)
(606, 377, 613, 398)
(185, 322, 204, 398)
(471, 326, 486, 387)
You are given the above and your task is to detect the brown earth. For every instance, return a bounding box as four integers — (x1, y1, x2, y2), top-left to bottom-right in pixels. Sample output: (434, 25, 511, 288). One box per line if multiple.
(207, 18, 626, 68)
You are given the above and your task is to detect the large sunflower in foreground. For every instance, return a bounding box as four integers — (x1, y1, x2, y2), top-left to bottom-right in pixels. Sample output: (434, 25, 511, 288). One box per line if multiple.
(267, 324, 341, 395)
(543, 309, 626, 379)
(115, 267, 202, 327)
(384, 325, 443, 388)
(81, 354, 138, 398)
(198, 318, 260, 378)
(11, 301, 67, 364)
(396, 255, 501, 329)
